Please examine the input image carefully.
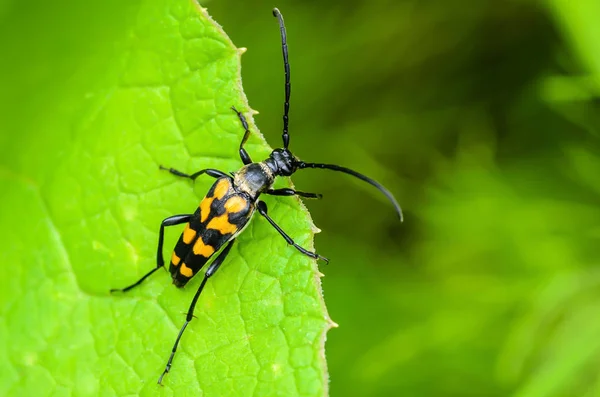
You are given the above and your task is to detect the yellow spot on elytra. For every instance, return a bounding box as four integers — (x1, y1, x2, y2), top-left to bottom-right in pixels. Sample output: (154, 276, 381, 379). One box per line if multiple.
(180, 262, 193, 277)
(171, 252, 181, 266)
(193, 239, 215, 257)
(213, 178, 230, 200)
(182, 224, 196, 244)
(224, 196, 247, 213)
(206, 214, 238, 235)
(200, 197, 214, 222)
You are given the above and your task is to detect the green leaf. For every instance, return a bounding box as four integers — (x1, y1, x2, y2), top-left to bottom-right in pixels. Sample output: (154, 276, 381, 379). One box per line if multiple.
(0, 1, 332, 395)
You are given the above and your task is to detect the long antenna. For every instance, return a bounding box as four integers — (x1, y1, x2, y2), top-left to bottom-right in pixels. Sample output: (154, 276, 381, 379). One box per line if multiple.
(273, 8, 291, 149)
(297, 162, 404, 221)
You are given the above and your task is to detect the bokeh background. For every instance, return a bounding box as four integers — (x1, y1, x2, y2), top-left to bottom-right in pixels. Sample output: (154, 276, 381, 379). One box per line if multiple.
(207, 1, 600, 396)
(2, 0, 600, 396)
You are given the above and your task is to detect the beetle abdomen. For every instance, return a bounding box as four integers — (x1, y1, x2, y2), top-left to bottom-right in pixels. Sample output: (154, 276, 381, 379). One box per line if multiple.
(169, 177, 254, 287)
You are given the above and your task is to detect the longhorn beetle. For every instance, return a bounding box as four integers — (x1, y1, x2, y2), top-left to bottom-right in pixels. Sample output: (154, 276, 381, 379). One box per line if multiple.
(111, 8, 403, 384)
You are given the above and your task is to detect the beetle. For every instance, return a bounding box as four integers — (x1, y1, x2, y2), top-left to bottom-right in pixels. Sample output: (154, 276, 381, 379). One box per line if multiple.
(111, 8, 403, 384)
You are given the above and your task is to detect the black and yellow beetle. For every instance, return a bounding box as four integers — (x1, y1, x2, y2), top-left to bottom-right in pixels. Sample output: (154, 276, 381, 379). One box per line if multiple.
(111, 8, 403, 384)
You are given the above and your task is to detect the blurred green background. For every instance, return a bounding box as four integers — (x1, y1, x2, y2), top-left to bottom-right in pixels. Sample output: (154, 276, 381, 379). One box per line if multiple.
(2, 0, 600, 396)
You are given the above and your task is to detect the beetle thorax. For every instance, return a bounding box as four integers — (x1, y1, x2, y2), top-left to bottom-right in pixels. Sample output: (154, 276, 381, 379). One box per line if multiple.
(233, 162, 275, 199)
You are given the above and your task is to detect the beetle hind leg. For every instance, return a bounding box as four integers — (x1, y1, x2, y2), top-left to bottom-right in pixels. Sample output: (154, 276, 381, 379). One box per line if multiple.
(158, 239, 236, 384)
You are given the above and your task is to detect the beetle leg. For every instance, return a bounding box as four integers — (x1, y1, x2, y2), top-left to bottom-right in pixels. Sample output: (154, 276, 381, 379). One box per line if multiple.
(159, 166, 228, 181)
(231, 106, 253, 165)
(158, 239, 236, 384)
(257, 201, 328, 263)
(265, 188, 322, 199)
(110, 214, 192, 293)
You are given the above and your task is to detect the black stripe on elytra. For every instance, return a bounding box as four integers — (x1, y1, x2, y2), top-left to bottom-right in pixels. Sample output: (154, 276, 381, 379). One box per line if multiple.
(228, 204, 253, 225)
(201, 227, 232, 242)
